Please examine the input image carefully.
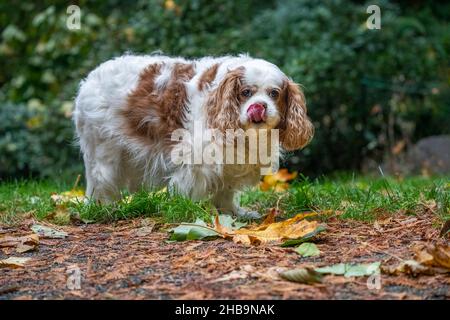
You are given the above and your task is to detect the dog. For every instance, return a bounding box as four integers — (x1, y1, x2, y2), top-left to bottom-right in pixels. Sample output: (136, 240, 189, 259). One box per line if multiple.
(73, 54, 314, 217)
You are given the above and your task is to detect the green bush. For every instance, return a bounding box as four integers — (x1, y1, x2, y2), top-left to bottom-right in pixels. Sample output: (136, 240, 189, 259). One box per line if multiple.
(0, 100, 80, 178)
(0, 0, 449, 178)
(243, 0, 450, 173)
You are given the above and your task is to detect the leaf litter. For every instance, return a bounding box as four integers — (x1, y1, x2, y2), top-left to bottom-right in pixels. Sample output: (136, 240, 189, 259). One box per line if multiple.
(170, 209, 326, 246)
(0, 205, 449, 299)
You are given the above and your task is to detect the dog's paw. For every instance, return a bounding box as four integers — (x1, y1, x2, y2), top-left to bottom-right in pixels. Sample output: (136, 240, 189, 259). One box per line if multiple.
(236, 208, 261, 220)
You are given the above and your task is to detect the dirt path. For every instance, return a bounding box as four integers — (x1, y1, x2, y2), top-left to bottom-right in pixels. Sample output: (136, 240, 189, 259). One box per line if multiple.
(1, 213, 449, 300)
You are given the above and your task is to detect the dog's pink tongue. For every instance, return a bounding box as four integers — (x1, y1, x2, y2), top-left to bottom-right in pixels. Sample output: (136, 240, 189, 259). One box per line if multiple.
(247, 104, 266, 122)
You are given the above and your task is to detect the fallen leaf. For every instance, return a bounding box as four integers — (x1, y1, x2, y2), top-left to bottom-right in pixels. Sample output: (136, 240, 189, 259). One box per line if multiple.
(260, 169, 297, 192)
(279, 268, 323, 284)
(295, 243, 320, 257)
(255, 209, 312, 232)
(16, 244, 36, 253)
(381, 260, 433, 276)
(212, 214, 245, 233)
(134, 226, 154, 237)
(50, 189, 85, 205)
(134, 218, 156, 236)
(0, 234, 39, 253)
(381, 244, 450, 277)
(259, 208, 280, 226)
(0, 257, 31, 269)
(169, 218, 220, 241)
(414, 243, 450, 270)
(280, 225, 326, 247)
(16, 234, 39, 253)
(31, 224, 68, 239)
(315, 262, 380, 277)
(170, 212, 325, 246)
(231, 213, 326, 245)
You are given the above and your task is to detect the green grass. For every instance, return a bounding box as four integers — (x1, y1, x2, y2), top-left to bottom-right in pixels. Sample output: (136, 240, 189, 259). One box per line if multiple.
(0, 175, 449, 226)
(241, 175, 450, 222)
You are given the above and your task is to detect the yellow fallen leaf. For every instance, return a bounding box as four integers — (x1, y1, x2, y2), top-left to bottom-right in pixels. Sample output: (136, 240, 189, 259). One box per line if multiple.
(214, 212, 325, 245)
(51, 189, 85, 205)
(269, 169, 298, 183)
(250, 208, 281, 231)
(235, 218, 320, 244)
(260, 169, 297, 192)
(274, 183, 290, 192)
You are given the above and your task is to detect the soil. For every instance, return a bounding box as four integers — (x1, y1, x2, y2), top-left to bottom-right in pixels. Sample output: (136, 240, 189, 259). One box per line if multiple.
(1, 212, 449, 300)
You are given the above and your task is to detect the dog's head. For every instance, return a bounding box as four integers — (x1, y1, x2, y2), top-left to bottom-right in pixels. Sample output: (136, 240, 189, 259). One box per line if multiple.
(206, 60, 314, 151)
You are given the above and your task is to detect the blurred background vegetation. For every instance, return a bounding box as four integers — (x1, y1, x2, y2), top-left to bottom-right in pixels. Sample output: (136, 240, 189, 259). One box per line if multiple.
(0, 0, 449, 180)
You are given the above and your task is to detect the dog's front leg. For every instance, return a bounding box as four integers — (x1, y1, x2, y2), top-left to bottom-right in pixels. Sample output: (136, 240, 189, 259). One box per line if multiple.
(212, 188, 261, 219)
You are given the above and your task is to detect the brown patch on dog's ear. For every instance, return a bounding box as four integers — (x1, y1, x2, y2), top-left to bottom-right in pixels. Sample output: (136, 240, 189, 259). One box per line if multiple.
(277, 80, 314, 151)
(206, 67, 244, 134)
(198, 63, 219, 91)
(122, 62, 195, 144)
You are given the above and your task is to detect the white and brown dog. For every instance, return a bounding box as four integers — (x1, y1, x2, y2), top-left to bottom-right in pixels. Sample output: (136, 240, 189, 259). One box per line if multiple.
(73, 54, 313, 217)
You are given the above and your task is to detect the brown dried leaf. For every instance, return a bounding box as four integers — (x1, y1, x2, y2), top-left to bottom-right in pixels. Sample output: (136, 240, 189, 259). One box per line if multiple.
(0, 234, 39, 253)
(414, 243, 450, 269)
(0, 257, 31, 269)
(234, 215, 322, 244)
(213, 212, 325, 246)
(381, 260, 433, 276)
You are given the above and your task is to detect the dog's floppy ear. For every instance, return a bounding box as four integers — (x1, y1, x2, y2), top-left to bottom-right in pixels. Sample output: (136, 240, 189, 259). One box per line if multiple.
(206, 67, 244, 134)
(279, 80, 314, 151)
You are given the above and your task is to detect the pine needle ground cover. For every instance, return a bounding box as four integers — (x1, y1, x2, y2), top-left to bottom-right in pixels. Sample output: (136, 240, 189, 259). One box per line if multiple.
(0, 175, 449, 299)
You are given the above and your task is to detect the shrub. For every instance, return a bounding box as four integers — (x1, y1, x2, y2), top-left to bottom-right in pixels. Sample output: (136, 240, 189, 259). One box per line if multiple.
(243, 0, 450, 174)
(0, 101, 81, 178)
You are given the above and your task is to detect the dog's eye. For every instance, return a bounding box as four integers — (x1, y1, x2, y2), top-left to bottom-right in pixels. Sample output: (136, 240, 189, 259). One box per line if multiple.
(269, 89, 279, 98)
(241, 89, 252, 97)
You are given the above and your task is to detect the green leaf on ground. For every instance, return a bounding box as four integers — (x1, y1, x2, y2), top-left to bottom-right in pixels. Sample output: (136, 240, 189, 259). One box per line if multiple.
(31, 224, 68, 239)
(315, 261, 381, 277)
(169, 218, 220, 241)
(295, 243, 320, 257)
(280, 225, 326, 247)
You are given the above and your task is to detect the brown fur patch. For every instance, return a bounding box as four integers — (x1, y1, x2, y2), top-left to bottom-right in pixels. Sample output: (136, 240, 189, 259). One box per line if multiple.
(198, 63, 219, 91)
(276, 80, 314, 151)
(122, 62, 195, 144)
(206, 67, 244, 134)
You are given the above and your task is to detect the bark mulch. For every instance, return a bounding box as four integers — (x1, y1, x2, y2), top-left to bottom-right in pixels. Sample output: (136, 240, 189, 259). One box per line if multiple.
(1, 212, 449, 300)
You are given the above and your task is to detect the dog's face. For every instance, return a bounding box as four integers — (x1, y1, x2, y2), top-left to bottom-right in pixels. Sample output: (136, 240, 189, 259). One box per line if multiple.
(206, 60, 314, 151)
(238, 60, 284, 130)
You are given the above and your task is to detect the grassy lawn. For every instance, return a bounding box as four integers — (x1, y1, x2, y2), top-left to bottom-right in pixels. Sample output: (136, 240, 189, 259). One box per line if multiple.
(0, 176, 449, 226)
